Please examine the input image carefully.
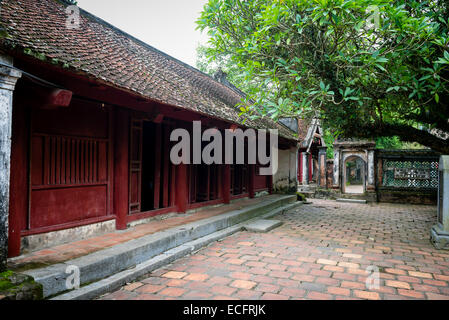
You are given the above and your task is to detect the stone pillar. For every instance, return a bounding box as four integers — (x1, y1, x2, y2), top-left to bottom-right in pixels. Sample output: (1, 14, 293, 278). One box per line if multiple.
(302, 152, 309, 185)
(318, 147, 327, 188)
(431, 155, 449, 250)
(366, 149, 375, 191)
(332, 148, 340, 190)
(0, 56, 22, 272)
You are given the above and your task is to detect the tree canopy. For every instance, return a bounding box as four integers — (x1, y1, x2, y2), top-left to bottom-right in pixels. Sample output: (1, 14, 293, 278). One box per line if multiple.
(197, 0, 449, 153)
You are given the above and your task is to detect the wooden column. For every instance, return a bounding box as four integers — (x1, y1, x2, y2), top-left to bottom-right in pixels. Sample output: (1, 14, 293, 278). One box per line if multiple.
(223, 164, 231, 204)
(114, 108, 129, 230)
(248, 164, 255, 198)
(0, 58, 21, 270)
(8, 95, 28, 257)
(176, 163, 188, 213)
(153, 123, 162, 209)
(298, 151, 303, 184)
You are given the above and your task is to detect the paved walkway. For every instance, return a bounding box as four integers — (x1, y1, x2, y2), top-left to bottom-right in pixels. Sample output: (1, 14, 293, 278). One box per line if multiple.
(98, 199, 449, 300)
(8, 196, 269, 272)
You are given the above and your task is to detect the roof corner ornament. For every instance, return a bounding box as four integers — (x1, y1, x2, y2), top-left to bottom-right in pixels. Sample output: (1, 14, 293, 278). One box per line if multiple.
(213, 68, 230, 86)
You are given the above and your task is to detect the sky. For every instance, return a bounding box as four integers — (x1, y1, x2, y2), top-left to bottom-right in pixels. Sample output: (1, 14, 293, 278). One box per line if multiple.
(76, 0, 210, 67)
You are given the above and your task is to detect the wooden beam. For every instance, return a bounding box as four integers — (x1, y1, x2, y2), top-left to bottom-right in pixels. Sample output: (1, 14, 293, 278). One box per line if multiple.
(153, 114, 164, 124)
(47, 89, 72, 108)
(30, 85, 73, 109)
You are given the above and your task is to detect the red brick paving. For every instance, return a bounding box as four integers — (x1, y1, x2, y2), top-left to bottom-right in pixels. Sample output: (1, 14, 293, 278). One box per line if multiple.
(97, 199, 449, 300)
(8, 196, 274, 271)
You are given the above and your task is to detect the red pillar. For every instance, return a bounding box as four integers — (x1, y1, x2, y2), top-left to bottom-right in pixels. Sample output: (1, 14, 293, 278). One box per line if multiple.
(223, 164, 231, 204)
(298, 152, 303, 184)
(114, 108, 129, 230)
(153, 123, 162, 209)
(248, 164, 255, 199)
(8, 98, 28, 257)
(176, 163, 188, 213)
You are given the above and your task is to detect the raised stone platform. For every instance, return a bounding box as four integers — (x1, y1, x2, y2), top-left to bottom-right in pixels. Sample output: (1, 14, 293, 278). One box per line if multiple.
(244, 219, 283, 233)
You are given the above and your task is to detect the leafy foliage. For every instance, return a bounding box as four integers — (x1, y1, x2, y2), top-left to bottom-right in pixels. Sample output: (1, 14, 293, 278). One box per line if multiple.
(197, 0, 449, 153)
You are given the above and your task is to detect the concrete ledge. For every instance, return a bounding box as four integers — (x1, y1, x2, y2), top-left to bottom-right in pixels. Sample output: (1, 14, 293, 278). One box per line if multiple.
(24, 195, 297, 298)
(336, 198, 367, 204)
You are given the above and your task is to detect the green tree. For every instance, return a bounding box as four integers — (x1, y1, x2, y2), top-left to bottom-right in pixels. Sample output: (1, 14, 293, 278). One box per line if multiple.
(197, 0, 449, 153)
(375, 136, 403, 149)
(196, 44, 277, 114)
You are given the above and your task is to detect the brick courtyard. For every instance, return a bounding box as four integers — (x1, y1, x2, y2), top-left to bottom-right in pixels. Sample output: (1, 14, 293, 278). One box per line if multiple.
(98, 199, 449, 300)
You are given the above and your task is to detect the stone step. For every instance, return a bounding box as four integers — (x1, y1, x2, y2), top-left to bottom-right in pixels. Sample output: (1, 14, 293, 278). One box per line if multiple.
(25, 194, 299, 299)
(336, 198, 367, 204)
(243, 219, 283, 233)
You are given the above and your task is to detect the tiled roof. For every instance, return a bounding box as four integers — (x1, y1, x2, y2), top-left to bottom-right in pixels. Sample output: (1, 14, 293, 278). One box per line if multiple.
(298, 119, 311, 142)
(0, 0, 297, 141)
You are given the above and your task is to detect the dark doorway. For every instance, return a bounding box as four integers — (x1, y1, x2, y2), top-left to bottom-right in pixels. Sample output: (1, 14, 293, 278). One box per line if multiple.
(141, 121, 156, 211)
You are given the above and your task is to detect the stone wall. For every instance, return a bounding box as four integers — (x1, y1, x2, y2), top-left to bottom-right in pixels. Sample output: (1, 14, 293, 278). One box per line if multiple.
(376, 149, 440, 205)
(377, 188, 437, 205)
(273, 147, 297, 193)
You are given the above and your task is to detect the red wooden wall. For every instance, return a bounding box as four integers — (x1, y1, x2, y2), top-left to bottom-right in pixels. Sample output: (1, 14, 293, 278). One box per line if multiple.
(28, 99, 112, 231)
